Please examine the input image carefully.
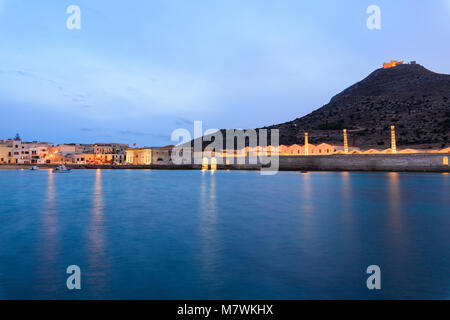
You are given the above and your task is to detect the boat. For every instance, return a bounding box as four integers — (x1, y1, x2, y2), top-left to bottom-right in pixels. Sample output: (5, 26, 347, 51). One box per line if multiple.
(53, 165, 72, 173)
(29, 166, 39, 171)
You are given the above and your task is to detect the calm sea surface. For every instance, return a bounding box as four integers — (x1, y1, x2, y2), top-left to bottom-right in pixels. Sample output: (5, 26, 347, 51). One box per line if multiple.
(0, 169, 449, 299)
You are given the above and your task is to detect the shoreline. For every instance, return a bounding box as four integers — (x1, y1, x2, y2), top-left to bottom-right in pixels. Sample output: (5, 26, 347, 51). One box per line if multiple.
(1, 153, 449, 173)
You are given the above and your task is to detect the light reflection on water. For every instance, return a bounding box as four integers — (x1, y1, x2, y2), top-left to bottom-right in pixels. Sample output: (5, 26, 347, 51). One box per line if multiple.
(35, 170, 59, 294)
(86, 169, 109, 294)
(199, 172, 220, 292)
(0, 170, 449, 299)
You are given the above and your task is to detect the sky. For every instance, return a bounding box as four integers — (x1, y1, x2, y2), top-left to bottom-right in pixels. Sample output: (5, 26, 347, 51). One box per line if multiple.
(1, 0, 450, 146)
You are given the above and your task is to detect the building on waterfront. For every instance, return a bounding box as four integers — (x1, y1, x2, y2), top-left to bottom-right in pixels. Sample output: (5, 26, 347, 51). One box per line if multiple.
(93, 143, 129, 155)
(363, 149, 380, 154)
(10, 140, 53, 164)
(151, 146, 174, 164)
(46, 143, 128, 165)
(333, 145, 361, 154)
(126, 147, 153, 165)
(66, 153, 87, 164)
(0, 145, 13, 164)
(93, 143, 128, 164)
(126, 146, 174, 165)
(398, 148, 421, 154)
(28, 145, 50, 164)
(56, 144, 77, 155)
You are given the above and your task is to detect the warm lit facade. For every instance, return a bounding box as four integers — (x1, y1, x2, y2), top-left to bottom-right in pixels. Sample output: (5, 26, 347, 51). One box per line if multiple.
(11, 140, 53, 164)
(126, 148, 153, 165)
(151, 146, 174, 164)
(383, 60, 404, 69)
(93, 143, 129, 155)
(46, 143, 128, 165)
(66, 153, 88, 164)
(126, 146, 174, 165)
(0, 145, 13, 164)
(29, 146, 50, 164)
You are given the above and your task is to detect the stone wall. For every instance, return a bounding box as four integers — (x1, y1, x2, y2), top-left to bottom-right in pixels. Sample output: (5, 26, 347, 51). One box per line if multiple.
(277, 153, 450, 172)
(1, 153, 449, 172)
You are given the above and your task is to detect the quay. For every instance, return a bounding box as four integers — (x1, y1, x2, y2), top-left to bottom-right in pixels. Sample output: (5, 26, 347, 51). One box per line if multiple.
(1, 153, 448, 173)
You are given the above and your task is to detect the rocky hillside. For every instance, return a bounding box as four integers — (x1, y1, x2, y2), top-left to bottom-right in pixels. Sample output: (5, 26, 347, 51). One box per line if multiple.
(192, 63, 450, 150)
(266, 63, 450, 149)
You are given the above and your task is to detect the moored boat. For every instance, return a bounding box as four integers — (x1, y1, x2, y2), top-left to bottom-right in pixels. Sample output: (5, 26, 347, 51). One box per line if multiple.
(53, 165, 72, 173)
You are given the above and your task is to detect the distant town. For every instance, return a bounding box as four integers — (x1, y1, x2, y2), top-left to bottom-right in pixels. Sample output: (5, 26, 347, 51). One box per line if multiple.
(0, 136, 174, 166)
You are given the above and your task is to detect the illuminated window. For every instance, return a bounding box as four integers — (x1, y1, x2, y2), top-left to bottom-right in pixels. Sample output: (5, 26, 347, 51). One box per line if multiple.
(444, 157, 449, 166)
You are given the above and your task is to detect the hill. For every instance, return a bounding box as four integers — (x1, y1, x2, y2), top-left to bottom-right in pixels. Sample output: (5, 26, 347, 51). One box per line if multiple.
(193, 63, 450, 150)
(266, 63, 450, 149)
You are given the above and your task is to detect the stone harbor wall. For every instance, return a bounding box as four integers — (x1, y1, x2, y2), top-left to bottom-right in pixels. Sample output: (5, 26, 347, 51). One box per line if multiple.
(1, 153, 449, 172)
(276, 153, 450, 172)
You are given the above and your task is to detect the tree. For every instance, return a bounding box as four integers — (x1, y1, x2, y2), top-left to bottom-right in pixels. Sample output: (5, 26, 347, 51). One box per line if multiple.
(14, 133, 21, 141)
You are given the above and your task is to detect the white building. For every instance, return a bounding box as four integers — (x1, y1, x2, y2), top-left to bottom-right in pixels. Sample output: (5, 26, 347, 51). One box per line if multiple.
(126, 146, 174, 165)
(11, 140, 53, 164)
(29, 146, 50, 164)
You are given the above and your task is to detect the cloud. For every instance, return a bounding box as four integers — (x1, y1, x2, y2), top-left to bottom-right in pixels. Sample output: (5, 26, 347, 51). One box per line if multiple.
(118, 130, 150, 136)
(0, 49, 215, 120)
(16, 70, 34, 78)
(1, 68, 93, 108)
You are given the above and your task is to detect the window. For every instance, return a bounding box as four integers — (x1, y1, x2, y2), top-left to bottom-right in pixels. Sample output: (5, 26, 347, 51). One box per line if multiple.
(444, 157, 449, 166)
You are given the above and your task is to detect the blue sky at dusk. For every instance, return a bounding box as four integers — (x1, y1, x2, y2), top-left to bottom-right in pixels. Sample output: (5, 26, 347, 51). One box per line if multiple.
(1, 0, 450, 146)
